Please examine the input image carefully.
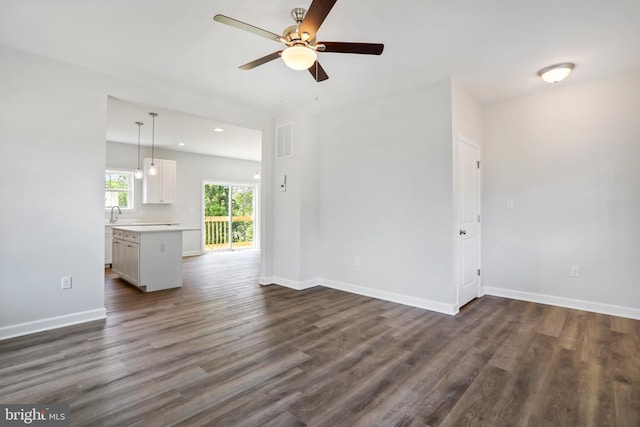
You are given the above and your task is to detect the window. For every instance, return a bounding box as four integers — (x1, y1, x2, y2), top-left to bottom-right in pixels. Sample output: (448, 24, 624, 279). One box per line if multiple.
(105, 169, 134, 210)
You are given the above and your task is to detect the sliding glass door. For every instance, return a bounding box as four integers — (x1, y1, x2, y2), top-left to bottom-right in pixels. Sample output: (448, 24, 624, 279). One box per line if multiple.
(203, 183, 255, 251)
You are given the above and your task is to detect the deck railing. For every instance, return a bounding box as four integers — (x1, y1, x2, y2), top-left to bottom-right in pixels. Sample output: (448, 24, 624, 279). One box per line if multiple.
(204, 215, 254, 250)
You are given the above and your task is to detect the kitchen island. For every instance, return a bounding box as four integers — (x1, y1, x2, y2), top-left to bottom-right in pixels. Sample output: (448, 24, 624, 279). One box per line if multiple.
(111, 225, 195, 292)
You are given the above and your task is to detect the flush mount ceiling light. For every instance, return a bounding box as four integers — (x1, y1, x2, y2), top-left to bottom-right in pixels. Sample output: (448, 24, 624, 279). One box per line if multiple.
(134, 121, 144, 179)
(281, 45, 317, 70)
(538, 63, 575, 83)
(213, 128, 224, 133)
(148, 112, 158, 176)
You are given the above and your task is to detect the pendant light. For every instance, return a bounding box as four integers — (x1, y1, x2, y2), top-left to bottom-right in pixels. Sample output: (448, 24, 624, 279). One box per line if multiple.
(148, 112, 158, 176)
(134, 121, 144, 179)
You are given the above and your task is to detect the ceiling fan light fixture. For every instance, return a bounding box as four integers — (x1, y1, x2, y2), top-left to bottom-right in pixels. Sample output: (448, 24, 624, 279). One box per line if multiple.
(282, 45, 317, 71)
(538, 63, 575, 83)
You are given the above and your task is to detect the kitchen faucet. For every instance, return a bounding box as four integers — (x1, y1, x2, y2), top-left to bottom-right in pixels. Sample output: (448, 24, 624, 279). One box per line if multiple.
(110, 206, 122, 224)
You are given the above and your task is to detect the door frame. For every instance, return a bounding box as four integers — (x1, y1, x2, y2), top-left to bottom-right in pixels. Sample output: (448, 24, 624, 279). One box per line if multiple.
(454, 135, 482, 311)
(201, 180, 260, 252)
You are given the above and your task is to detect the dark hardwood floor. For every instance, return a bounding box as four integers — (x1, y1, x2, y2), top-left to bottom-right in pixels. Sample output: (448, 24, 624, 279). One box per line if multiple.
(1, 250, 639, 426)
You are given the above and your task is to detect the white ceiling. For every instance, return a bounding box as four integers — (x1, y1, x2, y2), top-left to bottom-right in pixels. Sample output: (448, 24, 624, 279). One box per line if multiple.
(2, 0, 640, 155)
(106, 97, 262, 161)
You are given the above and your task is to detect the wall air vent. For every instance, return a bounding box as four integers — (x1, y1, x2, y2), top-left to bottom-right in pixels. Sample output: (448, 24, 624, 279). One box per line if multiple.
(276, 123, 293, 159)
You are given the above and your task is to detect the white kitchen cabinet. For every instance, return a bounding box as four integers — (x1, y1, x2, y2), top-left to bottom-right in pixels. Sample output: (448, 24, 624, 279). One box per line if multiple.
(112, 226, 184, 292)
(122, 232, 140, 285)
(113, 231, 141, 287)
(111, 229, 124, 275)
(142, 158, 176, 204)
(105, 226, 113, 266)
(112, 239, 122, 274)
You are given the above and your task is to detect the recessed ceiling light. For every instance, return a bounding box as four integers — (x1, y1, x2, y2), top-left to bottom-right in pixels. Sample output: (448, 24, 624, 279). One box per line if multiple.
(538, 63, 575, 83)
(213, 128, 224, 133)
(178, 142, 185, 146)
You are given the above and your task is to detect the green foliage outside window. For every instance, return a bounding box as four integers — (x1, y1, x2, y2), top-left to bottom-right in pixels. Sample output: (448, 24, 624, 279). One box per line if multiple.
(105, 170, 133, 209)
(204, 184, 229, 216)
(204, 184, 254, 246)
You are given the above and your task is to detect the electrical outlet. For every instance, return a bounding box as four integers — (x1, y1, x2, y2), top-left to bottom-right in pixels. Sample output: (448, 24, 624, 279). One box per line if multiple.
(61, 276, 72, 289)
(354, 257, 361, 266)
(570, 266, 580, 278)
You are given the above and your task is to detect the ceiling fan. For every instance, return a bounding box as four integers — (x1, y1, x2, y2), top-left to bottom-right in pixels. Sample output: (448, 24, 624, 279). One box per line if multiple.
(213, 0, 384, 82)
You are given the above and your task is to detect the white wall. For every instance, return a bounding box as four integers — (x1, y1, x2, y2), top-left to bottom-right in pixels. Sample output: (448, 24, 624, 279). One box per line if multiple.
(259, 113, 319, 287)
(106, 141, 260, 254)
(0, 45, 268, 338)
(269, 130, 302, 283)
(316, 79, 457, 311)
(297, 114, 321, 282)
(452, 80, 484, 147)
(0, 47, 107, 335)
(260, 79, 461, 311)
(483, 72, 640, 317)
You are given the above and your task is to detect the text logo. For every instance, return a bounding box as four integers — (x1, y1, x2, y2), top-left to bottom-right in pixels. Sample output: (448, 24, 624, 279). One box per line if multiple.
(1, 404, 69, 426)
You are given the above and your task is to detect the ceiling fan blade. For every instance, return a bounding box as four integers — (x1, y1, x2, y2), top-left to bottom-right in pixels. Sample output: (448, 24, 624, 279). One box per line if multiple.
(239, 51, 282, 70)
(308, 61, 329, 82)
(299, 0, 338, 41)
(213, 14, 282, 42)
(317, 42, 384, 55)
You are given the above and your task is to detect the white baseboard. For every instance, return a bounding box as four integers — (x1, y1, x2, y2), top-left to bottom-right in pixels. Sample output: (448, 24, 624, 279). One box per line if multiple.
(258, 276, 457, 315)
(182, 250, 203, 257)
(320, 278, 458, 315)
(484, 287, 640, 320)
(0, 308, 107, 341)
(258, 276, 318, 290)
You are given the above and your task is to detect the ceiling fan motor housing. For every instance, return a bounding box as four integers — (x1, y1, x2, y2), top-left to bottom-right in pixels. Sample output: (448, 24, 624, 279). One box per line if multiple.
(283, 25, 315, 46)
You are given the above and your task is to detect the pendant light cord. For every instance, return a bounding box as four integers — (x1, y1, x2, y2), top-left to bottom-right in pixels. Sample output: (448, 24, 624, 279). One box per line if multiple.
(136, 122, 142, 168)
(149, 112, 158, 163)
(151, 113, 155, 162)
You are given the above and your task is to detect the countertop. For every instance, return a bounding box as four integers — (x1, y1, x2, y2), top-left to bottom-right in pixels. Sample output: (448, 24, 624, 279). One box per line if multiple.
(105, 221, 180, 228)
(111, 225, 199, 233)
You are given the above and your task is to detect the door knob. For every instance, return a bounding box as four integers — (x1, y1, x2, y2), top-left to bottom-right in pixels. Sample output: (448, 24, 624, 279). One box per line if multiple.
(459, 229, 467, 235)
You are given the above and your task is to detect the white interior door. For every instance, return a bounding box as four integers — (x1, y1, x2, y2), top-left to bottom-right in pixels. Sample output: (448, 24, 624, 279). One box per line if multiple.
(457, 139, 481, 308)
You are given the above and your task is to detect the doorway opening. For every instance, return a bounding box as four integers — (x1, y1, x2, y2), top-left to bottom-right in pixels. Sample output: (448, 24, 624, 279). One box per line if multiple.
(203, 183, 257, 251)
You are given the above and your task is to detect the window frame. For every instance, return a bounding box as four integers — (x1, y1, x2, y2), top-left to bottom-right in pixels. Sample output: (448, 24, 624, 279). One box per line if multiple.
(104, 169, 135, 211)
